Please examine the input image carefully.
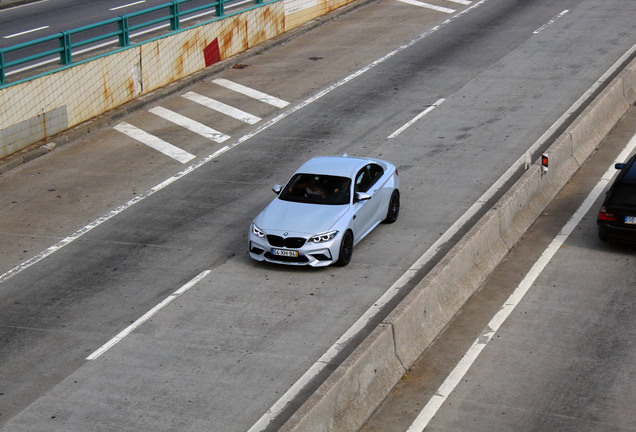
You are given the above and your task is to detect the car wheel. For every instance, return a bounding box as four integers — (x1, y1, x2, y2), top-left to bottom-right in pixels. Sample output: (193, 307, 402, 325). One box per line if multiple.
(335, 230, 353, 266)
(383, 190, 400, 224)
(598, 231, 608, 242)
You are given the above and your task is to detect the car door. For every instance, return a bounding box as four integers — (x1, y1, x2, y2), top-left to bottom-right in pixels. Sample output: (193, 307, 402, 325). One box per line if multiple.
(352, 164, 383, 241)
(367, 163, 390, 222)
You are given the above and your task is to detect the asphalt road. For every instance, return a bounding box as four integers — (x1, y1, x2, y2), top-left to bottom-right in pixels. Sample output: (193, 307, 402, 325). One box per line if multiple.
(1, 0, 635, 431)
(360, 107, 636, 432)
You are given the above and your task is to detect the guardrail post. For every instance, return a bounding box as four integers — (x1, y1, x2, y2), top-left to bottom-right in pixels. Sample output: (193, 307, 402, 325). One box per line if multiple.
(118, 15, 130, 47)
(170, 1, 180, 31)
(0, 50, 5, 85)
(59, 31, 72, 65)
(215, 0, 224, 17)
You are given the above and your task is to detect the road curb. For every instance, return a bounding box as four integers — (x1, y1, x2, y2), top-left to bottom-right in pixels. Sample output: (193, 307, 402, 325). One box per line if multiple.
(279, 56, 636, 432)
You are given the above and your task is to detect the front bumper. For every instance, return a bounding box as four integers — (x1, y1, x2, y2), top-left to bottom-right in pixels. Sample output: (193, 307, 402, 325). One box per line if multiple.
(248, 231, 341, 267)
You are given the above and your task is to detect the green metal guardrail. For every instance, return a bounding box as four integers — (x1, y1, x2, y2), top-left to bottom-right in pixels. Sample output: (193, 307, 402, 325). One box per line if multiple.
(0, 0, 269, 87)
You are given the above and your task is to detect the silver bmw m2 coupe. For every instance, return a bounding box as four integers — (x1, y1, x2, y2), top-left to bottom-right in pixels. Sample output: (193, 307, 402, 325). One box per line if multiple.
(248, 155, 400, 267)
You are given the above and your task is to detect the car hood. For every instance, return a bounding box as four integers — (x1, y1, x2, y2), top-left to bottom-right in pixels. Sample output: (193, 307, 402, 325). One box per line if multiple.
(255, 198, 348, 235)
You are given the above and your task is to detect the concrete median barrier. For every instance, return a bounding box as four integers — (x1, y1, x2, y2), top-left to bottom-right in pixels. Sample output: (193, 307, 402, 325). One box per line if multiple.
(280, 324, 405, 432)
(280, 57, 636, 432)
(390, 209, 507, 368)
(570, 71, 634, 166)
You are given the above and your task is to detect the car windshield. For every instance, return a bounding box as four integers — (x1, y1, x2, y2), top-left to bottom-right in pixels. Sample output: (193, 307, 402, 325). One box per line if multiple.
(279, 173, 351, 205)
(607, 183, 636, 207)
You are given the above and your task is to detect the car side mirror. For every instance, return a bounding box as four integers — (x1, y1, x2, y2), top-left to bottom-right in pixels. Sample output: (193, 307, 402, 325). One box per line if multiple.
(272, 185, 282, 194)
(354, 192, 371, 203)
(615, 163, 625, 170)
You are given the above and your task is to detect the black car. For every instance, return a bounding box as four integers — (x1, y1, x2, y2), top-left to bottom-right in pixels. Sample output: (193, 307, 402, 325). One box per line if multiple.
(598, 154, 636, 243)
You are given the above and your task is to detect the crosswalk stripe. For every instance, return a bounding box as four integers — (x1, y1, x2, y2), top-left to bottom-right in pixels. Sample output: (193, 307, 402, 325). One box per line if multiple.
(396, 0, 455, 13)
(149, 106, 231, 143)
(182, 91, 261, 124)
(114, 122, 195, 163)
(212, 78, 290, 108)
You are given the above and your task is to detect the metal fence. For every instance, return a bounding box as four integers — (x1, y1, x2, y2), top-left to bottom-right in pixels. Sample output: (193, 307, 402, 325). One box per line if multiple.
(0, 0, 268, 86)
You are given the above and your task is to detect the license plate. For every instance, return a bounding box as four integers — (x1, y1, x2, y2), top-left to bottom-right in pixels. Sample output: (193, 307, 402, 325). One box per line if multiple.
(625, 215, 636, 224)
(271, 248, 298, 257)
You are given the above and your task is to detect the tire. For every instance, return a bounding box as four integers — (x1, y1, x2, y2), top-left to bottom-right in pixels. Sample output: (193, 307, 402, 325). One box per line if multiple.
(383, 190, 400, 224)
(335, 230, 353, 266)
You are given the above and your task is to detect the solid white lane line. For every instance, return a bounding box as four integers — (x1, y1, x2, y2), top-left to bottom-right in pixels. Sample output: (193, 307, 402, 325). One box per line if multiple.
(3, 26, 49, 39)
(86, 270, 211, 360)
(406, 133, 636, 432)
(212, 78, 290, 108)
(109, 0, 146, 11)
(388, 99, 445, 139)
(182, 91, 261, 124)
(397, 0, 455, 13)
(149, 106, 231, 143)
(534, 10, 569, 34)
(114, 122, 195, 163)
(445, 0, 471, 4)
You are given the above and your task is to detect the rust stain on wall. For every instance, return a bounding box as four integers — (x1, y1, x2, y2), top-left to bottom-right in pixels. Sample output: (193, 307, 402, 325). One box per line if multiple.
(103, 73, 113, 105)
(176, 54, 184, 78)
(128, 78, 135, 98)
(241, 18, 249, 51)
(182, 36, 197, 54)
(40, 111, 47, 137)
(260, 7, 285, 45)
(253, 7, 276, 45)
(221, 19, 237, 58)
(175, 31, 201, 79)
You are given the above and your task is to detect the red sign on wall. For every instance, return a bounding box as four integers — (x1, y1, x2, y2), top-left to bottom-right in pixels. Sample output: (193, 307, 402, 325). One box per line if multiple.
(204, 38, 221, 67)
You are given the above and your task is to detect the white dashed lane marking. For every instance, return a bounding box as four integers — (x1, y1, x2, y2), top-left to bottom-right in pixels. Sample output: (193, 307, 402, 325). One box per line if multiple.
(212, 78, 290, 108)
(396, 0, 455, 13)
(109, 1, 147, 11)
(113, 81, 287, 160)
(3, 26, 49, 39)
(182, 91, 262, 124)
(149, 106, 231, 143)
(113, 122, 195, 163)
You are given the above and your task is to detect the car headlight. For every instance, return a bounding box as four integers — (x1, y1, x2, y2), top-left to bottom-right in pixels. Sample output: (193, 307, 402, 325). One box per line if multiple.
(252, 224, 265, 238)
(309, 230, 338, 243)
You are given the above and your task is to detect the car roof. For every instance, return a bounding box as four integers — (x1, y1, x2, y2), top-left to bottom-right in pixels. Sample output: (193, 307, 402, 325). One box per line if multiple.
(294, 155, 389, 178)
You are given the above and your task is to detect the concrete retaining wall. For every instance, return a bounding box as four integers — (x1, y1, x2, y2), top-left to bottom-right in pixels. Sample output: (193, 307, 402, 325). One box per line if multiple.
(279, 57, 636, 432)
(0, 0, 356, 160)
